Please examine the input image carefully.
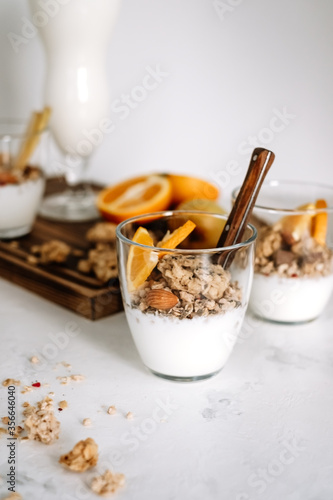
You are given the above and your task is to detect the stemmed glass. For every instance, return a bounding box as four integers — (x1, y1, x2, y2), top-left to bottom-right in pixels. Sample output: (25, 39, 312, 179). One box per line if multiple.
(29, 0, 121, 221)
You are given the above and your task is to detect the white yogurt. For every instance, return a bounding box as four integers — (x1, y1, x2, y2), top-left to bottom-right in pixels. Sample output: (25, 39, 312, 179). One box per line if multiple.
(250, 273, 333, 323)
(0, 176, 45, 238)
(125, 306, 245, 379)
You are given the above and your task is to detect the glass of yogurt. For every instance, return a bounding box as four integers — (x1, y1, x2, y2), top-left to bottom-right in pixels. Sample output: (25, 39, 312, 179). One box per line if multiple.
(0, 120, 47, 239)
(116, 211, 257, 381)
(232, 180, 333, 324)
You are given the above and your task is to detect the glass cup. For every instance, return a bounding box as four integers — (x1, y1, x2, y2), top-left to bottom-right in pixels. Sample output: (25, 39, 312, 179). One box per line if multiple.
(232, 180, 333, 324)
(116, 211, 257, 381)
(0, 119, 48, 239)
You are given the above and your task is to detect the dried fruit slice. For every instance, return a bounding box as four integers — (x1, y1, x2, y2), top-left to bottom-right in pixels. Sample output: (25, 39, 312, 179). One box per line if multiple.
(312, 199, 328, 245)
(277, 203, 315, 245)
(97, 175, 172, 223)
(127, 227, 158, 292)
(160, 220, 196, 252)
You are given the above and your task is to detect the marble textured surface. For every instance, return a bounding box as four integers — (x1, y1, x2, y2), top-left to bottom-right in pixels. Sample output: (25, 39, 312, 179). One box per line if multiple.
(0, 278, 333, 500)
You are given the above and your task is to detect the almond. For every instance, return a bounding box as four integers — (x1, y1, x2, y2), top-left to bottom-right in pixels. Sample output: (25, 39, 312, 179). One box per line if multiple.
(146, 289, 179, 310)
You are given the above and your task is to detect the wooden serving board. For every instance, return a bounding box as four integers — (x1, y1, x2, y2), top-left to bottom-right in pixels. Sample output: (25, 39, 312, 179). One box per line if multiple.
(0, 178, 123, 320)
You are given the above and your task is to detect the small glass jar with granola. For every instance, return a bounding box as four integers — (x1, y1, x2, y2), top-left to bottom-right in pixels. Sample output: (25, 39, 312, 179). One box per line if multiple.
(233, 181, 333, 323)
(116, 211, 257, 381)
(0, 118, 48, 238)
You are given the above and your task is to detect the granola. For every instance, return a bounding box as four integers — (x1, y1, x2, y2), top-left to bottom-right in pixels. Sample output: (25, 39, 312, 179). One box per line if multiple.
(32, 240, 71, 264)
(59, 438, 98, 472)
(23, 397, 60, 444)
(86, 222, 117, 244)
(2, 379, 20, 387)
(1, 492, 22, 500)
(255, 223, 333, 278)
(91, 469, 125, 497)
(78, 243, 117, 282)
(131, 254, 242, 319)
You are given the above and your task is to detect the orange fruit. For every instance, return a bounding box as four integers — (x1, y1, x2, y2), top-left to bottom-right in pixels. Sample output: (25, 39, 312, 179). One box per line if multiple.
(159, 220, 196, 255)
(127, 227, 158, 292)
(167, 174, 219, 205)
(312, 199, 328, 245)
(177, 199, 227, 248)
(97, 174, 172, 223)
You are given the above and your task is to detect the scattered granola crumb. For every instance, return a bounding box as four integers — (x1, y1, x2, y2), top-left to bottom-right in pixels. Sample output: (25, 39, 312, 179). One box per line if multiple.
(8, 241, 19, 249)
(91, 469, 125, 497)
(23, 396, 60, 444)
(57, 374, 85, 385)
(83, 418, 92, 426)
(27, 254, 39, 265)
(58, 400, 68, 410)
(59, 438, 98, 472)
(21, 385, 34, 394)
(49, 392, 55, 397)
(43, 383, 50, 387)
(2, 379, 20, 387)
(32, 240, 71, 264)
(86, 222, 117, 244)
(0, 427, 7, 436)
(1, 417, 9, 425)
(30, 356, 40, 364)
(61, 361, 72, 370)
(107, 406, 116, 415)
(126, 412, 133, 420)
(2, 492, 22, 500)
(22, 402, 30, 407)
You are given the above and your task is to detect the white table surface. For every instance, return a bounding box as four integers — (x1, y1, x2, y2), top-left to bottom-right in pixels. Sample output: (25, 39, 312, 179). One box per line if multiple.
(0, 277, 333, 500)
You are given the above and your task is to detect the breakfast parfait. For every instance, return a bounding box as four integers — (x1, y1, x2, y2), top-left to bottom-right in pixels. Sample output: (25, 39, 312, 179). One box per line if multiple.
(246, 182, 333, 323)
(116, 211, 256, 381)
(0, 113, 48, 238)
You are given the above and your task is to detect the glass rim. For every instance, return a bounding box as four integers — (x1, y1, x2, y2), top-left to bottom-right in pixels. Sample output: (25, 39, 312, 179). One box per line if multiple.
(232, 179, 333, 214)
(116, 210, 257, 254)
(0, 118, 49, 139)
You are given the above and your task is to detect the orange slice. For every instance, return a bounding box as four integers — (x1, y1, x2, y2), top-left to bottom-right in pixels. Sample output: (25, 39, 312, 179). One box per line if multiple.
(168, 174, 219, 205)
(127, 227, 158, 292)
(277, 202, 315, 245)
(312, 199, 328, 245)
(159, 220, 196, 255)
(97, 175, 172, 223)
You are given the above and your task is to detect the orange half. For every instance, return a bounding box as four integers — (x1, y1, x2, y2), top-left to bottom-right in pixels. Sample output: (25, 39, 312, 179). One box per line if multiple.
(97, 175, 172, 223)
(167, 174, 219, 205)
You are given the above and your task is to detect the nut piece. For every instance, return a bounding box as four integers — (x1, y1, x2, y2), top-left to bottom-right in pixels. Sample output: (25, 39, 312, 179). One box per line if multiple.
(91, 469, 125, 496)
(146, 289, 179, 310)
(59, 437, 98, 472)
(83, 418, 92, 426)
(107, 406, 116, 415)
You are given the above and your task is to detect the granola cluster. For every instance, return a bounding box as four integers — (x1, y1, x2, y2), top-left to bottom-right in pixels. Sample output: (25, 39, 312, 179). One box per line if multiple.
(59, 437, 98, 472)
(255, 224, 333, 278)
(77, 222, 118, 282)
(131, 254, 242, 319)
(23, 396, 60, 444)
(91, 469, 125, 497)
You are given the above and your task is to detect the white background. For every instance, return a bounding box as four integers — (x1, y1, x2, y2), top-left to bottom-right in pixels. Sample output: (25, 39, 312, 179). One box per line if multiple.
(1, 0, 333, 200)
